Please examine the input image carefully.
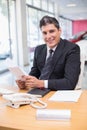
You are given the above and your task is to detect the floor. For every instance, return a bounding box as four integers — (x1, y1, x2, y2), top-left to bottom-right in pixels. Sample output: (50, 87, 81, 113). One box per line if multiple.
(0, 64, 87, 90)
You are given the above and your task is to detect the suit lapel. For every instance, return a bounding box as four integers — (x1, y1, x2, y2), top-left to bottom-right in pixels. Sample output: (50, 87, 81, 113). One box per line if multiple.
(39, 45, 47, 68)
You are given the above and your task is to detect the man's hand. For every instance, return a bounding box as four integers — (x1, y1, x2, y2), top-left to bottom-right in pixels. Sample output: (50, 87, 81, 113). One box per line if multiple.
(16, 79, 26, 89)
(23, 75, 44, 89)
(16, 75, 44, 90)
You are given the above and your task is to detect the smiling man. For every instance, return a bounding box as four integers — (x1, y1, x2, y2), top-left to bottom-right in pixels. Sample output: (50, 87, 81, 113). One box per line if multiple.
(16, 15, 80, 91)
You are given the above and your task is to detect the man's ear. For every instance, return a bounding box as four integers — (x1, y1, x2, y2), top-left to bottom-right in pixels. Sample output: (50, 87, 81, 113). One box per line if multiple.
(58, 28, 62, 36)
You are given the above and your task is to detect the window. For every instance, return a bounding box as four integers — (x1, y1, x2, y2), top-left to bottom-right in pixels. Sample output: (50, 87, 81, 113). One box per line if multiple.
(48, 1, 54, 12)
(26, 0, 33, 5)
(33, 0, 41, 8)
(41, 0, 48, 10)
(59, 17, 72, 39)
(0, 0, 16, 73)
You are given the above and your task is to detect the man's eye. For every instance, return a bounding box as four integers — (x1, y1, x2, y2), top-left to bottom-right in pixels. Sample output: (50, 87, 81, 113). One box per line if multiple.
(50, 30, 55, 33)
(43, 32, 47, 35)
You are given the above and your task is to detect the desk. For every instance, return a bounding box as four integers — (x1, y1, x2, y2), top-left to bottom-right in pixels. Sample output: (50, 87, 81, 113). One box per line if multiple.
(0, 86, 87, 130)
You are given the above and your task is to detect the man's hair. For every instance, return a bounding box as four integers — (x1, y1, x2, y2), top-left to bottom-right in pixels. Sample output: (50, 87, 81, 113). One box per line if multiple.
(39, 15, 60, 29)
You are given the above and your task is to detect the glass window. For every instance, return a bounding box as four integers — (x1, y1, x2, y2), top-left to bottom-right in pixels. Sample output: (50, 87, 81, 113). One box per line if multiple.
(41, 0, 48, 10)
(59, 17, 72, 39)
(0, 0, 9, 61)
(9, 0, 17, 61)
(0, 0, 16, 73)
(38, 11, 45, 45)
(26, 0, 33, 5)
(33, 0, 41, 8)
(48, 1, 54, 12)
(27, 8, 39, 65)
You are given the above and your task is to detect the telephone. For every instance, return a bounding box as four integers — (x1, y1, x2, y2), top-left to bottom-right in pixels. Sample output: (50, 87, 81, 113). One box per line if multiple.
(0, 88, 14, 95)
(3, 93, 47, 109)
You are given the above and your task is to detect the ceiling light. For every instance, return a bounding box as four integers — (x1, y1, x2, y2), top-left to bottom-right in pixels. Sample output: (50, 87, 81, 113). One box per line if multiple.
(67, 4, 76, 7)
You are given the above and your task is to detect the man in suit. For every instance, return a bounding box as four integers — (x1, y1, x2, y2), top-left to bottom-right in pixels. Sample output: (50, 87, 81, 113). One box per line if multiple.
(16, 15, 80, 90)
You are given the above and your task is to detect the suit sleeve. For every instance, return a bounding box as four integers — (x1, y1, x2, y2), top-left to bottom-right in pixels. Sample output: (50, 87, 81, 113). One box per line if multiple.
(48, 45, 81, 90)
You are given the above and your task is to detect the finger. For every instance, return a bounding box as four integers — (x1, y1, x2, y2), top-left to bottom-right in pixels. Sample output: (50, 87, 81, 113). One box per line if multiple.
(25, 82, 35, 88)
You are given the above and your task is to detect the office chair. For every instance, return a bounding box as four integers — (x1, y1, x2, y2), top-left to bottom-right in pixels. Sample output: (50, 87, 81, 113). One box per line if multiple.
(75, 54, 85, 90)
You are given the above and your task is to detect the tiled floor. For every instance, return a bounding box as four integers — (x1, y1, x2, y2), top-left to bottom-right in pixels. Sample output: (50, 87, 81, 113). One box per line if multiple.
(0, 64, 87, 90)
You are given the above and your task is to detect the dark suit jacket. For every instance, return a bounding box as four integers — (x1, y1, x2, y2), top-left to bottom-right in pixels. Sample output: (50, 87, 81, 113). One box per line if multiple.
(29, 38, 80, 90)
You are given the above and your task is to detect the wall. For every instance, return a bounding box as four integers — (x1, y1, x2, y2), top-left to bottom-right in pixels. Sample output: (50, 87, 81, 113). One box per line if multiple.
(72, 20, 87, 34)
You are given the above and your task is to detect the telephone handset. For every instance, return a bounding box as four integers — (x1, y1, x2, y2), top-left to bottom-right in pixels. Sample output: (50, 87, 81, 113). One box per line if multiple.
(3, 93, 47, 109)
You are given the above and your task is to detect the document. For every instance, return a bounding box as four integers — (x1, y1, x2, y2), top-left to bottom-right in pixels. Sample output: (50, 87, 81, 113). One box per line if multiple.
(5, 58, 27, 79)
(49, 90, 82, 102)
(8, 66, 27, 79)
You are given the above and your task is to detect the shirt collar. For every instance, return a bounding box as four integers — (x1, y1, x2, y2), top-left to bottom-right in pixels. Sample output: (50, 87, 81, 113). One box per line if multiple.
(47, 45, 57, 52)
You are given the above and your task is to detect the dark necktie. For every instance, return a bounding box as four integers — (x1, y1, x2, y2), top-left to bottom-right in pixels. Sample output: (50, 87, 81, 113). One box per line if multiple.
(40, 49, 53, 80)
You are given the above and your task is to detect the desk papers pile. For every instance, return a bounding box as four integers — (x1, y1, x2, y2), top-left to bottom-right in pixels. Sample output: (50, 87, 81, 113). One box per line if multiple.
(49, 90, 82, 102)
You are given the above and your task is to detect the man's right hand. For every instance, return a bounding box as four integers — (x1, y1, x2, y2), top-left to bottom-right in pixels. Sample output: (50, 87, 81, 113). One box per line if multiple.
(16, 79, 26, 89)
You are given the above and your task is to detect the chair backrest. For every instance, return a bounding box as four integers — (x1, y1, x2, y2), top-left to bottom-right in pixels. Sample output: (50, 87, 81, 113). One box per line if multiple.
(75, 54, 85, 90)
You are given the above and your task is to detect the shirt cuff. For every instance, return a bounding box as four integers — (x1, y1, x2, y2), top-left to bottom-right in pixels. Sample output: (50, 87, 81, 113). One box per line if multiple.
(44, 80, 48, 88)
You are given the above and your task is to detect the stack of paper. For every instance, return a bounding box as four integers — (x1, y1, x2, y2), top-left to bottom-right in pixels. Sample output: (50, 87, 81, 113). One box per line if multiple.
(49, 90, 82, 102)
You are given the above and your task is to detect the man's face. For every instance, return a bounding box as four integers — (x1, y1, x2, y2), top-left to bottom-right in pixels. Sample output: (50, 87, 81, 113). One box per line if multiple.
(41, 24, 61, 48)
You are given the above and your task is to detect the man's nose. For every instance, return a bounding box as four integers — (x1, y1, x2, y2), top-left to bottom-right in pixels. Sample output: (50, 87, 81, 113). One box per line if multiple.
(46, 32, 51, 39)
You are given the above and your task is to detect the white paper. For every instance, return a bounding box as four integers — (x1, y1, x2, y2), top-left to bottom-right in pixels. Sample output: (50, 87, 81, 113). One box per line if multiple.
(5, 58, 27, 79)
(49, 90, 82, 102)
(8, 66, 27, 79)
(36, 109, 71, 120)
